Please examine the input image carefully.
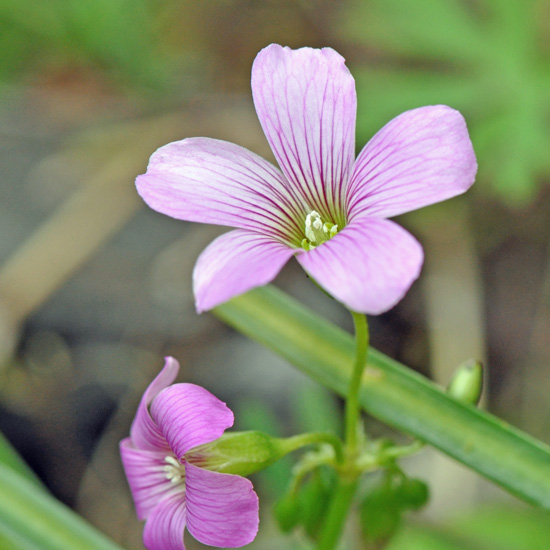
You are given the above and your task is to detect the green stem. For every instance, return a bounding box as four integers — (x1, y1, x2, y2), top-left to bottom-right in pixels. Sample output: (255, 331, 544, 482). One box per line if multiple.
(314, 312, 368, 550)
(344, 311, 369, 457)
(280, 432, 344, 464)
(317, 477, 359, 550)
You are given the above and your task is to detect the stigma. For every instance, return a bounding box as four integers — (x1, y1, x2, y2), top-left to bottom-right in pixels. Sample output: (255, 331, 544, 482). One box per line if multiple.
(302, 210, 338, 251)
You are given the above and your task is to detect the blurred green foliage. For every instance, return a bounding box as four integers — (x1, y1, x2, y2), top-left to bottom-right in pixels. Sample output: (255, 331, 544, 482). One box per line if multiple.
(360, 471, 429, 547)
(275, 466, 338, 542)
(345, 0, 550, 205)
(0, 0, 174, 91)
(6, 0, 548, 204)
(388, 505, 550, 550)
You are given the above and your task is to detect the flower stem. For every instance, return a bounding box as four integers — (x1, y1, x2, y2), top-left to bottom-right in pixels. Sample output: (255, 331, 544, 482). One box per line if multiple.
(315, 312, 369, 550)
(316, 476, 359, 550)
(344, 311, 369, 458)
(279, 432, 344, 464)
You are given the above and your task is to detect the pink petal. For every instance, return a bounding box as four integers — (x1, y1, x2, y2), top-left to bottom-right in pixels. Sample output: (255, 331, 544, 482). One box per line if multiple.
(136, 137, 305, 242)
(296, 218, 423, 314)
(347, 106, 477, 220)
(185, 463, 259, 548)
(120, 439, 185, 521)
(150, 383, 234, 459)
(193, 229, 296, 313)
(252, 44, 356, 223)
(130, 357, 179, 452)
(143, 492, 187, 550)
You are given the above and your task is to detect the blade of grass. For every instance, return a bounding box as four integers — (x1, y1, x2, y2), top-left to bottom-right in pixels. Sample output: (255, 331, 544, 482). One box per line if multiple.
(0, 431, 42, 487)
(214, 285, 550, 508)
(0, 463, 127, 550)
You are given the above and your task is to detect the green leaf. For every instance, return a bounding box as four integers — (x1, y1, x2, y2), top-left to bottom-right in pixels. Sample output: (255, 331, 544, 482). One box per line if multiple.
(448, 506, 550, 550)
(300, 467, 337, 541)
(387, 504, 550, 550)
(274, 491, 301, 533)
(360, 479, 403, 545)
(396, 478, 430, 511)
(0, 463, 126, 550)
(214, 285, 550, 508)
(386, 525, 479, 550)
(0, 431, 42, 488)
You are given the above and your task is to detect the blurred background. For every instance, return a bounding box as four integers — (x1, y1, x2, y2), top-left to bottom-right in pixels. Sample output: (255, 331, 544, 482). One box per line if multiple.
(1, 0, 550, 548)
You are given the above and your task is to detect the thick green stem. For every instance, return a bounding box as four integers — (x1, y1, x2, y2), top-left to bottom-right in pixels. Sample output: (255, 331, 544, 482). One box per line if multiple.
(317, 477, 359, 550)
(344, 311, 369, 457)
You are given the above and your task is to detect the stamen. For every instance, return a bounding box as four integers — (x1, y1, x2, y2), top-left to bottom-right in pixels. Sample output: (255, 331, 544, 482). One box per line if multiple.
(302, 210, 338, 251)
(163, 455, 185, 484)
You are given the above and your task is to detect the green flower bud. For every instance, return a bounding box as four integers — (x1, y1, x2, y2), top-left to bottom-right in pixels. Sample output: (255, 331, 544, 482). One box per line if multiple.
(447, 359, 483, 405)
(185, 431, 288, 476)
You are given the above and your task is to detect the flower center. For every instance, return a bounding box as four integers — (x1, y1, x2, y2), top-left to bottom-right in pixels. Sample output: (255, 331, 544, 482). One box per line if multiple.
(301, 210, 338, 251)
(164, 455, 185, 485)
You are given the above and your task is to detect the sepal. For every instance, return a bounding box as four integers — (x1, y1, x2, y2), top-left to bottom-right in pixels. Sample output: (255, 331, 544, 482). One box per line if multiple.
(185, 431, 287, 476)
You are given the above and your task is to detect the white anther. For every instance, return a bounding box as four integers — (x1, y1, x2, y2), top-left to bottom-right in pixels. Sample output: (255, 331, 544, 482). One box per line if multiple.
(303, 210, 338, 248)
(164, 456, 185, 484)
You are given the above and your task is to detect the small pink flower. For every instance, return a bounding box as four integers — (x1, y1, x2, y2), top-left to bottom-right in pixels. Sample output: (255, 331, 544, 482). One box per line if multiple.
(120, 357, 259, 550)
(137, 44, 477, 314)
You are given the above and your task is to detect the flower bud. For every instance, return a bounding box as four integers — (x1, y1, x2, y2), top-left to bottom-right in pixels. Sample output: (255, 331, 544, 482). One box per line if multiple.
(447, 359, 483, 405)
(185, 431, 288, 476)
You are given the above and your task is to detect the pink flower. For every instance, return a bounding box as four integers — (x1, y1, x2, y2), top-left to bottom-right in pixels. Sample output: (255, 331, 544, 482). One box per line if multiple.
(120, 357, 259, 550)
(137, 44, 477, 314)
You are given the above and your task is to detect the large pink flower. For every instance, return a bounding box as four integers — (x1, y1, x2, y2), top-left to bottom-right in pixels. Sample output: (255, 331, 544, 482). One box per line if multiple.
(120, 357, 259, 550)
(137, 44, 477, 314)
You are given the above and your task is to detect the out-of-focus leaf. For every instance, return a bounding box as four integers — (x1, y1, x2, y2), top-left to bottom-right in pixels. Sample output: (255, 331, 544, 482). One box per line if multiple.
(387, 504, 550, 550)
(300, 467, 337, 542)
(274, 466, 337, 542)
(360, 473, 429, 547)
(345, 0, 550, 205)
(0, 463, 126, 550)
(396, 478, 429, 511)
(386, 525, 480, 550)
(274, 491, 301, 533)
(448, 506, 550, 550)
(0, 431, 42, 488)
(360, 480, 403, 545)
(0, 0, 173, 90)
(291, 379, 342, 436)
